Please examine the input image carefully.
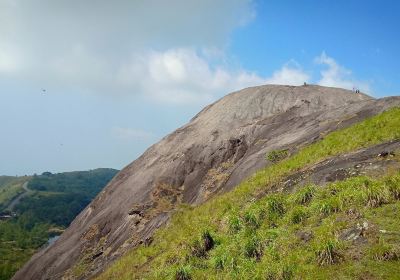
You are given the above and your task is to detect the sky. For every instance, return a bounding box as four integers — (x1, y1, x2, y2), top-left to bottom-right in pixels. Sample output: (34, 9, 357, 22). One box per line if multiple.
(1, 0, 400, 175)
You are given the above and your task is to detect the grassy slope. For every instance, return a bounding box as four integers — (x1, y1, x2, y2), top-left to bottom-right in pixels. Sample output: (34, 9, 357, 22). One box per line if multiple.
(98, 108, 400, 280)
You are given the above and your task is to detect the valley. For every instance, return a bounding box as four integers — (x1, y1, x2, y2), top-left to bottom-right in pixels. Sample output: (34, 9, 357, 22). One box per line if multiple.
(0, 169, 118, 280)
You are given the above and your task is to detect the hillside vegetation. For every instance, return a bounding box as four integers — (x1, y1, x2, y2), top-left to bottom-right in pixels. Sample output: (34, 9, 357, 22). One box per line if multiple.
(0, 168, 118, 280)
(0, 176, 30, 209)
(98, 108, 400, 280)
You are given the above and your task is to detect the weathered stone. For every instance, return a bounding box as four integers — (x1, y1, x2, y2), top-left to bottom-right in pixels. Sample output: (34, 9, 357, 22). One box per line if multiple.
(296, 231, 313, 242)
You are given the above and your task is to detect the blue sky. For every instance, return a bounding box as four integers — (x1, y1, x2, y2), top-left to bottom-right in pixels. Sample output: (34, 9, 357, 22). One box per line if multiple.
(1, 0, 399, 175)
(231, 0, 400, 96)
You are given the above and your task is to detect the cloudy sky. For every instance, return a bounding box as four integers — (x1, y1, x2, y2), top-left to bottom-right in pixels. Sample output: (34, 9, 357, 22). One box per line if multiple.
(1, 0, 400, 175)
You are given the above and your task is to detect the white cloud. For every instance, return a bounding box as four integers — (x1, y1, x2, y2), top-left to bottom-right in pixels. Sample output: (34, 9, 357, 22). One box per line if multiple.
(0, 0, 371, 104)
(315, 52, 370, 92)
(0, 0, 256, 95)
(265, 61, 310, 86)
(117, 48, 267, 104)
(115, 50, 313, 105)
(112, 127, 155, 142)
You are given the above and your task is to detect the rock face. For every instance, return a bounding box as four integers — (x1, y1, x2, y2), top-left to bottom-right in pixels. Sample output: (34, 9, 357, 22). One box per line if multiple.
(13, 85, 400, 279)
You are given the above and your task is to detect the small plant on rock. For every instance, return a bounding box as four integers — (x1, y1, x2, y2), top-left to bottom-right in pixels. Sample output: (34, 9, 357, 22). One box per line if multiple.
(266, 149, 289, 163)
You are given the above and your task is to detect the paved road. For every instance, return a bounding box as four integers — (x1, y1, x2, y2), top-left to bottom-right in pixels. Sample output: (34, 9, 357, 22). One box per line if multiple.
(6, 181, 33, 211)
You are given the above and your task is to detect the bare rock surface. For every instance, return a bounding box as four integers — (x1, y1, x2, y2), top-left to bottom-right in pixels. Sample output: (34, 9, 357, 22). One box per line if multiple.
(13, 85, 400, 280)
(278, 140, 400, 192)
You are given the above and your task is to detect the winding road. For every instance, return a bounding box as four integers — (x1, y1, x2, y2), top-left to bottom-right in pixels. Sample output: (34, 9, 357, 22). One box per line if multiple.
(6, 181, 33, 211)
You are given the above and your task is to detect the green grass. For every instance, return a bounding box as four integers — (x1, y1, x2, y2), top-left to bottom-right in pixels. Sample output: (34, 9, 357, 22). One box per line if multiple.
(0, 242, 36, 280)
(101, 175, 400, 280)
(97, 107, 400, 280)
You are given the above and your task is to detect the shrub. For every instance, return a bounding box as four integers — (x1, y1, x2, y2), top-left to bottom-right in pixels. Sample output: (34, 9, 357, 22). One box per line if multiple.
(267, 149, 289, 163)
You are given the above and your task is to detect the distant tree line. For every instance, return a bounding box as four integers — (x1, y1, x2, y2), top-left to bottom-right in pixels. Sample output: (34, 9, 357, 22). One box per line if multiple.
(0, 168, 118, 280)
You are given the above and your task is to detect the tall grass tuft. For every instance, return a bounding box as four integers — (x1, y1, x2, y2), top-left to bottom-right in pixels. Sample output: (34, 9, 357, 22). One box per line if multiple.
(315, 239, 341, 265)
(385, 175, 400, 200)
(175, 265, 192, 280)
(294, 185, 316, 205)
(362, 181, 390, 207)
(370, 239, 400, 261)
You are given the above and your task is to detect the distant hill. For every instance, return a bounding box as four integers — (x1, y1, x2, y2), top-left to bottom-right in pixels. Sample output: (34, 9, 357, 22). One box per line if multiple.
(0, 168, 118, 280)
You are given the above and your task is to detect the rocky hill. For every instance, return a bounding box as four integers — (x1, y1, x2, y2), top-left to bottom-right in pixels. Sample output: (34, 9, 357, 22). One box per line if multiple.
(13, 85, 400, 279)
